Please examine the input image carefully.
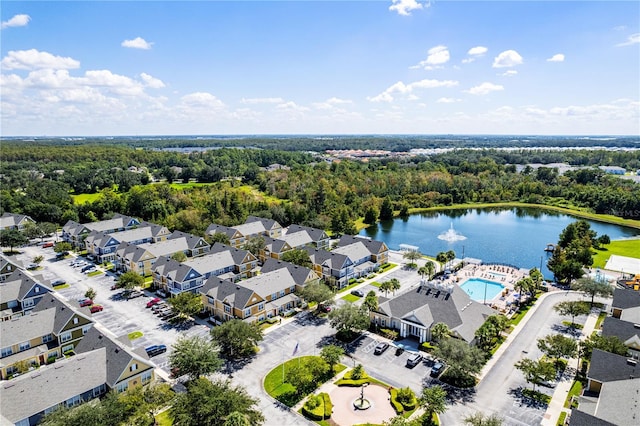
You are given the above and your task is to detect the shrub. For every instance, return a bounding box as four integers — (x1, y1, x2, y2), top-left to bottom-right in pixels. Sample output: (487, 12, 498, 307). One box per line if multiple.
(420, 341, 436, 352)
(305, 394, 321, 409)
(350, 364, 364, 380)
(558, 411, 567, 425)
(335, 377, 370, 386)
(380, 328, 399, 340)
(321, 392, 332, 418)
(389, 388, 404, 414)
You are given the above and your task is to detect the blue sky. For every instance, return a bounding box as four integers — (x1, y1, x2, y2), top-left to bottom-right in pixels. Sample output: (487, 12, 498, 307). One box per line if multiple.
(1, 1, 639, 136)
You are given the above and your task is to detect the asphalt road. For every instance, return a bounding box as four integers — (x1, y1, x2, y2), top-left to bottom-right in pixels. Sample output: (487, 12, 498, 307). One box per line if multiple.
(439, 291, 606, 426)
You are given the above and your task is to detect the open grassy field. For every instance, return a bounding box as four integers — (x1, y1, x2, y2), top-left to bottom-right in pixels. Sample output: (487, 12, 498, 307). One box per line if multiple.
(592, 239, 640, 268)
(71, 192, 102, 205)
(168, 182, 216, 189)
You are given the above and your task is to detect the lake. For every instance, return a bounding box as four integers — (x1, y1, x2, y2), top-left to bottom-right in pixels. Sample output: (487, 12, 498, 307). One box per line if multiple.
(359, 207, 640, 280)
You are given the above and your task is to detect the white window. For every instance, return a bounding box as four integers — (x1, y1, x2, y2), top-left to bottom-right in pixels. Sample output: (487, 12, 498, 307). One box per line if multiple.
(19, 341, 30, 351)
(116, 382, 128, 393)
(258, 303, 264, 310)
(82, 325, 92, 335)
(130, 363, 138, 372)
(73, 317, 79, 325)
(290, 286, 296, 293)
(224, 305, 231, 313)
(22, 298, 34, 308)
(244, 308, 251, 318)
(60, 331, 72, 343)
(42, 334, 53, 343)
(141, 370, 152, 383)
(1, 347, 13, 357)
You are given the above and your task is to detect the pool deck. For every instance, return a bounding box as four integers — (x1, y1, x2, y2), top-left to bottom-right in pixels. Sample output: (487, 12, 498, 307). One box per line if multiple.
(455, 263, 527, 314)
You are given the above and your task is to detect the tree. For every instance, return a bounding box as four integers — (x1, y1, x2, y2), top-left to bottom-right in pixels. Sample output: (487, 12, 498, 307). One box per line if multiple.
(320, 344, 344, 372)
(281, 248, 312, 268)
(529, 267, 543, 288)
(118, 382, 174, 426)
(436, 252, 448, 268)
(362, 290, 379, 312)
(547, 246, 584, 285)
(434, 338, 485, 381)
(431, 322, 450, 343)
(420, 385, 448, 421)
(463, 412, 504, 426)
(241, 236, 265, 258)
(328, 303, 370, 335)
(571, 277, 613, 308)
(53, 241, 72, 253)
(363, 206, 378, 225)
(169, 335, 223, 381)
(445, 250, 456, 269)
(0, 228, 28, 252)
(554, 301, 590, 327)
(170, 378, 264, 426)
(379, 278, 401, 297)
(298, 281, 334, 305)
(537, 334, 577, 370)
(224, 412, 251, 426)
(580, 334, 628, 359)
(33, 255, 44, 264)
(171, 251, 187, 262)
(210, 319, 263, 359)
(514, 277, 536, 297)
(85, 287, 97, 300)
(514, 358, 555, 391)
(168, 291, 204, 320)
(209, 232, 231, 246)
(117, 270, 145, 290)
(418, 261, 435, 280)
(286, 362, 314, 395)
(379, 197, 394, 220)
(402, 250, 421, 268)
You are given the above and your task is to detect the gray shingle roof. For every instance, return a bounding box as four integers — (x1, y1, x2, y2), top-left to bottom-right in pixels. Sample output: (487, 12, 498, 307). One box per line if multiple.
(587, 349, 640, 382)
(601, 316, 640, 344)
(238, 268, 298, 298)
(337, 235, 387, 253)
(280, 231, 313, 249)
(590, 377, 640, 425)
(169, 230, 209, 250)
(246, 216, 281, 231)
(209, 243, 256, 264)
(32, 294, 92, 335)
(1, 270, 49, 304)
(74, 327, 152, 387)
(0, 308, 56, 349)
(285, 225, 328, 243)
(569, 409, 616, 426)
(333, 241, 372, 261)
(261, 258, 318, 285)
(613, 288, 640, 310)
(139, 238, 189, 258)
(202, 276, 256, 309)
(0, 348, 107, 424)
(206, 223, 238, 238)
(305, 248, 351, 270)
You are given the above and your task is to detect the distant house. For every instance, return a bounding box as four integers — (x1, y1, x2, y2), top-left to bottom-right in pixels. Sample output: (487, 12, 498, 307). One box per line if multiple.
(285, 224, 331, 250)
(0, 254, 19, 282)
(0, 270, 52, 320)
(305, 247, 354, 289)
(599, 165, 626, 175)
(333, 236, 389, 277)
(206, 216, 283, 249)
(61, 214, 140, 249)
(370, 280, 496, 344)
(0, 213, 35, 231)
(0, 348, 108, 426)
(167, 230, 211, 257)
(84, 223, 171, 263)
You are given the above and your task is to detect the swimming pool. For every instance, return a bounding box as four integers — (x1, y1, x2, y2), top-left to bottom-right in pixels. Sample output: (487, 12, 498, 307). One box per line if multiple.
(460, 278, 505, 302)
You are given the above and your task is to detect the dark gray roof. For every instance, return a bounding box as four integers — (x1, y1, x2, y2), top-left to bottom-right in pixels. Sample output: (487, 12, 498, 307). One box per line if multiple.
(601, 316, 640, 343)
(209, 242, 255, 264)
(263, 236, 290, 253)
(569, 409, 616, 426)
(206, 223, 238, 238)
(32, 294, 92, 334)
(246, 215, 281, 231)
(0, 270, 50, 303)
(138, 221, 171, 238)
(337, 235, 388, 253)
(261, 258, 317, 285)
(169, 230, 209, 250)
(74, 327, 152, 387)
(0, 254, 18, 272)
(202, 276, 256, 309)
(375, 284, 495, 342)
(0, 308, 56, 349)
(612, 288, 640, 310)
(305, 247, 351, 270)
(587, 349, 640, 382)
(0, 348, 107, 424)
(592, 377, 640, 425)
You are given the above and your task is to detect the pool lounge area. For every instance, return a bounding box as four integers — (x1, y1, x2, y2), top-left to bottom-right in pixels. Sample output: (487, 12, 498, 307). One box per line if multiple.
(460, 278, 505, 302)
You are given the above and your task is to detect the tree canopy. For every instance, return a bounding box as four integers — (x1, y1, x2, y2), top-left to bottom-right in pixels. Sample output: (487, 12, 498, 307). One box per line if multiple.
(210, 319, 263, 359)
(327, 303, 370, 334)
(169, 335, 223, 380)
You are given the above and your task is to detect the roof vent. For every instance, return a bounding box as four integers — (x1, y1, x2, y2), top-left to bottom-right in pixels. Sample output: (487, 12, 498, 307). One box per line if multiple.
(627, 359, 637, 366)
(634, 324, 640, 329)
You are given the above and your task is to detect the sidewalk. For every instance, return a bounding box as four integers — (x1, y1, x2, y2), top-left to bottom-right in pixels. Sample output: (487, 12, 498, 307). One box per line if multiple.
(540, 310, 599, 426)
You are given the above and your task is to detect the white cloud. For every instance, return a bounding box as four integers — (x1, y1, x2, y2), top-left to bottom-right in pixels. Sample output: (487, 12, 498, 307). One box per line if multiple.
(312, 97, 352, 110)
(547, 53, 565, 62)
(389, 0, 427, 16)
(616, 33, 640, 47)
(1, 14, 31, 30)
(466, 82, 504, 95)
(437, 97, 461, 103)
(492, 50, 523, 68)
(180, 92, 225, 109)
(411, 45, 450, 70)
(241, 97, 285, 104)
(121, 37, 153, 50)
(140, 73, 165, 88)
(1, 49, 80, 70)
(462, 46, 488, 63)
(276, 101, 309, 112)
(500, 70, 518, 77)
(368, 78, 458, 102)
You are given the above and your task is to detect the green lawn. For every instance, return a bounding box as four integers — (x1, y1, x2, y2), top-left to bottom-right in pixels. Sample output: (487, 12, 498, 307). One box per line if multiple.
(155, 410, 172, 426)
(264, 357, 346, 401)
(341, 294, 360, 303)
(128, 331, 143, 340)
(168, 182, 217, 189)
(53, 284, 70, 290)
(71, 192, 102, 205)
(370, 281, 381, 288)
(87, 270, 103, 277)
(564, 380, 583, 408)
(592, 239, 640, 269)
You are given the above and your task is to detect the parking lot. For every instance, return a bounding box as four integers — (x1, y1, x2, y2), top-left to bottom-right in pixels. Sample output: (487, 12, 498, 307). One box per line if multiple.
(16, 244, 211, 375)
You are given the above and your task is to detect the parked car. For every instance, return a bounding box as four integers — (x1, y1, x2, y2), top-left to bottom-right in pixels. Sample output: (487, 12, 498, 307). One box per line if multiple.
(90, 305, 104, 313)
(81, 264, 95, 272)
(406, 353, 423, 368)
(26, 263, 38, 270)
(146, 297, 162, 308)
(42, 242, 54, 248)
(83, 267, 97, 274)
(318, 304, 332, 313)
(78, 298, 93, 307)
(126, 290, 144, 299)
(430, 362, 445, 377)
(145, 344, 167, 358)
(350, 289, 365, 297)
(374, 342, 390, 355)
(395, 344, 405, 356)
(151, 303, 167, 313)
(156, 289, 169, 298)
(51, 279, 66, 286)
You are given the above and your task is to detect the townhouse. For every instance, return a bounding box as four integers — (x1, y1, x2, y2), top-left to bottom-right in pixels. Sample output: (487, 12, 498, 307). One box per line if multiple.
(370, 279, 496, 344)
(0, 213, 35, 232)
(84, 222, 171, 263)
(0, 254, 19, 282)
(284, 224, 331, 250)
(62, 214, 141, 249)
(0, 271, 52, 321)
(336, 234, 389, 266)
(305, 247, 354, 289)
(611, 287, 640, 323)
(206, 216, 283, 249)
(201, 261, 317, 323)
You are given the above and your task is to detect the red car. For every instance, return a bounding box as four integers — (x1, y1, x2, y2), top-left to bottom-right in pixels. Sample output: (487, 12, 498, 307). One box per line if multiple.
(146, 297, 162, 308)
(90, 305, 103, 313)
(79, 298, 93, 307)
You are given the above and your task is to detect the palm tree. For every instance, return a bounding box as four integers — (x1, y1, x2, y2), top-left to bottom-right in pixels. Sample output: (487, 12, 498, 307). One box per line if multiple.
(362, 291, 379, 312)
(389, 278, 401, 295)
(418, 261, 436, 281)
(436, 252, 448, 270)
(445, 250, 456, 270)
(420, 385, 448, 423)
(431, 322, 450, 342)
(402, 250, 422, 268)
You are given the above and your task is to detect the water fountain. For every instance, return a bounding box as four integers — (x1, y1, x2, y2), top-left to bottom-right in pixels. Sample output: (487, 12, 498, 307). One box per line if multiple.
(352, 383, 371, 410)
(438, 222, 467, 242)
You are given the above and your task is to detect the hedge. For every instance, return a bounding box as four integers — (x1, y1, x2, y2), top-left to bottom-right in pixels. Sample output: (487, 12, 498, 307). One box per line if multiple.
(335, 377, 371, 386)
(301, 404, 324, 421)
(322, 392, 332, 418)
(419, 342, 436, 352)
(389, 388, 404, 414)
